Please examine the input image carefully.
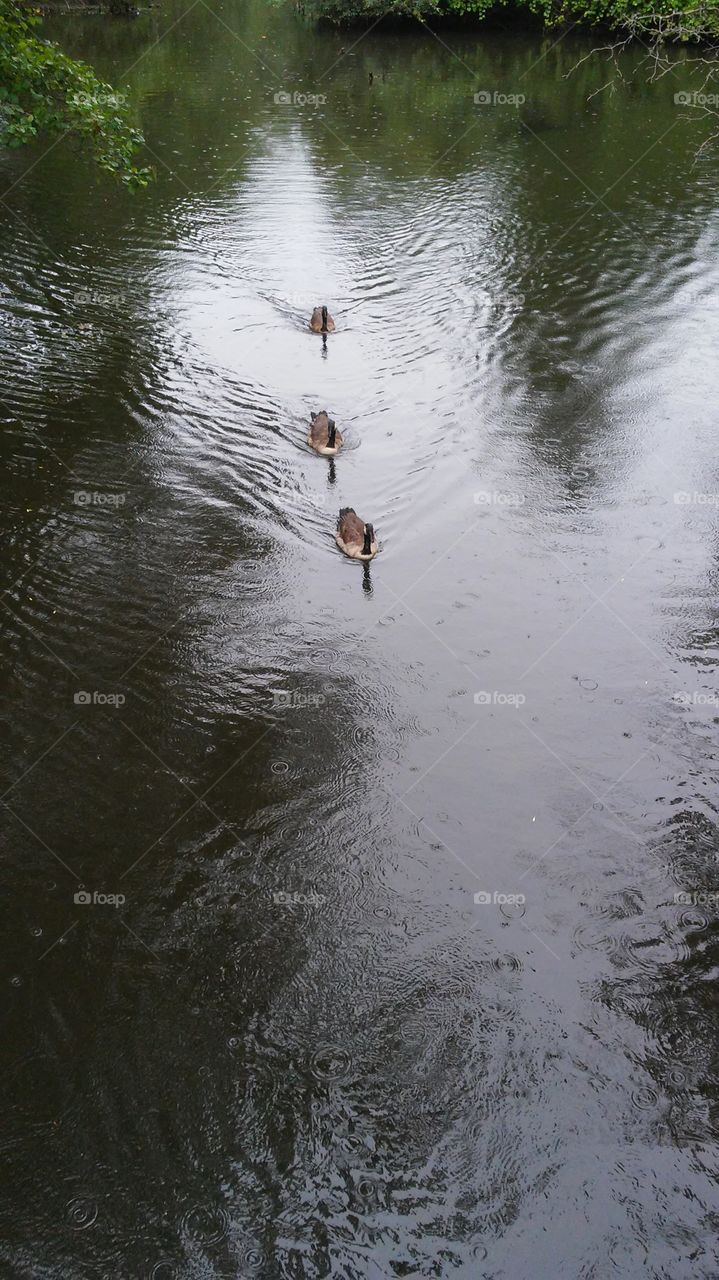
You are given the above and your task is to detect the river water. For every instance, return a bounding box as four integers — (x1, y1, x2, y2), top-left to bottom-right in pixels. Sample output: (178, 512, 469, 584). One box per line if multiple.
(1, 3, 718, 1275)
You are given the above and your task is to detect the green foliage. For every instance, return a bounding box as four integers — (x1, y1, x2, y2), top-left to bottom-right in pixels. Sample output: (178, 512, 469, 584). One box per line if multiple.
(523, 0, 719, 37)
(290, 0, 719, 39)
(0, 0, 150, 186)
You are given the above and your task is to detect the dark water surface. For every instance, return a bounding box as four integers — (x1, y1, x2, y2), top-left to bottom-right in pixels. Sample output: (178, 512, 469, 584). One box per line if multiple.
(1, 3, 719, 1275)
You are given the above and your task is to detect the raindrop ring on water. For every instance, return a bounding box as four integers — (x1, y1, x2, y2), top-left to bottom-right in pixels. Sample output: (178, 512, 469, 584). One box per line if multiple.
(151, 1263, 177, 1280)
(679, 908, 708, 932)
(240, 1246, 266, 1272)
(631, 1085, 658, 1111)
(491, 953, 522, 972)
(309, 1045, 352, 1083)
(65, 1197, 98, 1230)
(180, 1204, 230, 1245)
(499, 899, 526, 921)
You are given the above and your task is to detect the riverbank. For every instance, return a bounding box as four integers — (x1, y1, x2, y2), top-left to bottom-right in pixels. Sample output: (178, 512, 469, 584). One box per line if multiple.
(25, 0, 719, 38)
(286, 0, 719, 41)
(32, 2, 150, 12)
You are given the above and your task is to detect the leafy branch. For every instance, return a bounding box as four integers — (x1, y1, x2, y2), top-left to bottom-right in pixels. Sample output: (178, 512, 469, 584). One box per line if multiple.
(0, 0, 151, 186)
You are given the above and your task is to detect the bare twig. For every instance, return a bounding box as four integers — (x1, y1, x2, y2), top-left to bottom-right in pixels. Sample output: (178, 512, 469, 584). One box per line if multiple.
(565, 6, 719, 151)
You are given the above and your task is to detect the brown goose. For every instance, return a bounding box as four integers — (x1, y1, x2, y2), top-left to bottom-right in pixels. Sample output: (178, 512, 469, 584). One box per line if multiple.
(308, 411, 343, 457)
(309, 305, 335, 334)
(336, 508, 378, 561)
